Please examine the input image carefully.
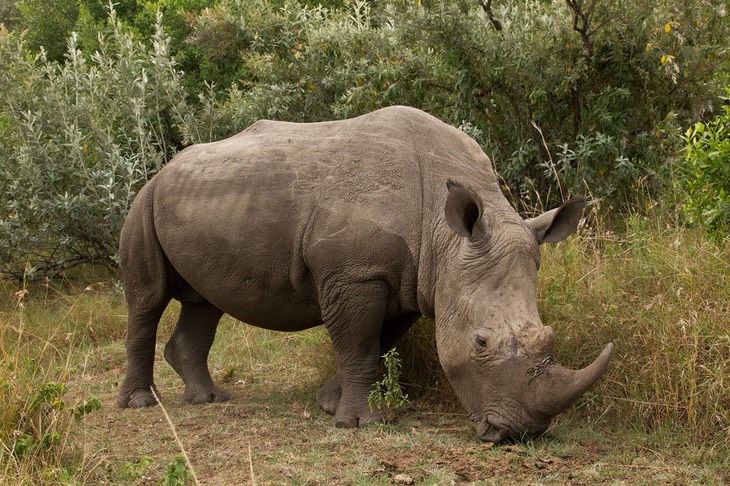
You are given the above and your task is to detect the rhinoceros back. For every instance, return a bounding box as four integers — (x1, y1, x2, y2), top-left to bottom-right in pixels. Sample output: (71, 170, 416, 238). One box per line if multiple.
(148, 106, 484, 330)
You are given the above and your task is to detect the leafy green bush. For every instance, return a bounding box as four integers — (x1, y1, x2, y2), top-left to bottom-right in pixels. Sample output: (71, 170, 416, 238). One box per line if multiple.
(74, 0, 223, 96)
(189, 0, 728, 210)
(0, 9, 197, 279)
(682, 89, 730, 242)
(181, 0, 454, 138)
(15, 0, 80, 62)
(12, 0, 217, 69)
(0, 1, 728, 279)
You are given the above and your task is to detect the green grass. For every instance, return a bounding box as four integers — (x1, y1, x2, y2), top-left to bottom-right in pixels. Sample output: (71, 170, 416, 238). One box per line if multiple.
(0, 221, 728, 483)
(0, 278, 129, 484)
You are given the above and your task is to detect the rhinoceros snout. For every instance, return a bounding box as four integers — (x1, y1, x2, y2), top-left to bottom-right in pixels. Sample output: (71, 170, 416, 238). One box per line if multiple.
(476, 419, 550, 444)
(476, 422, 509, 444)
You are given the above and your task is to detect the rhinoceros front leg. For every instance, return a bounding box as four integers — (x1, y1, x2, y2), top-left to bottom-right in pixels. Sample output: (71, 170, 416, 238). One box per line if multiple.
(321, 280, 390, 428)
(163, 301, 231, 405)
(316, 313, 421, 416)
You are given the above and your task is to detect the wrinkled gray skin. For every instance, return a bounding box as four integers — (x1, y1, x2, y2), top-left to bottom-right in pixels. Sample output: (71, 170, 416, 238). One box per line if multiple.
(118, 106, 613, 443)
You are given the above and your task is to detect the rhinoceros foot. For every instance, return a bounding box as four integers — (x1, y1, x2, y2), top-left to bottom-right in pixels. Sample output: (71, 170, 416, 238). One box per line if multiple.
(117, 386, 159, 409)
(334, 403, 386, 428)
(182, 385, 232, 405)
(316, 373, 342, 415)
(317, 372, 389, 427)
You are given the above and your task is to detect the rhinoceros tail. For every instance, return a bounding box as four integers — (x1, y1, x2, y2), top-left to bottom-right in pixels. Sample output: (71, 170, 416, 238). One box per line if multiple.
(119, 177, 170, 311)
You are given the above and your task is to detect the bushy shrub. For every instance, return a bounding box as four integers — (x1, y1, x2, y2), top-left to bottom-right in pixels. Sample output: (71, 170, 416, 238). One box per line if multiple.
(0, 1, 728, 279)
(0, 10, 196, 279)
(14, 0, 80, 62)
(682, 88, 730, 242)
(74, 0, 222, 96)
(180, 0, 455, 140)
(188, 0, 728, 210)
(10, 0, 224, 97)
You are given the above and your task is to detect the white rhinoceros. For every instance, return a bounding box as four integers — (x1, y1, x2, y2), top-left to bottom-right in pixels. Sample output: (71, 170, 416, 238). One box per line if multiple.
(117, 106, 613, 443)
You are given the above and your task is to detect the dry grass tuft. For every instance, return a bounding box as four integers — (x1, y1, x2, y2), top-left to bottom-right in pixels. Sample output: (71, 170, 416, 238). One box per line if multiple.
(0, 280, 109, 484)
(541, 219, 729, 446)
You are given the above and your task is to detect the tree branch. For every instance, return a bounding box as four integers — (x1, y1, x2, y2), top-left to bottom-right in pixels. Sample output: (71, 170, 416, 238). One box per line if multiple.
(565, 0, 594, 58)
(477, 0, 502, 31)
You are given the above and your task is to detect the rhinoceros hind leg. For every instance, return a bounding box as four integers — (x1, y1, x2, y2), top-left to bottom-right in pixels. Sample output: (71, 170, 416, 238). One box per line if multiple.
(118, 306, 168, 409)
(164, 300, 230, 405)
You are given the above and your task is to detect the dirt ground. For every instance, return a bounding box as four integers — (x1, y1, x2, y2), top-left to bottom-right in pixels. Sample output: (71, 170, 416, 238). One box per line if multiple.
(78, 376, 598, 485)
(66, 326, 727, 486)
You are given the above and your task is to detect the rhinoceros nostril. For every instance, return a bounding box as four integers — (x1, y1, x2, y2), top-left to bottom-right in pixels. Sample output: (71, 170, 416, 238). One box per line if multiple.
(477, 421, 510, 444)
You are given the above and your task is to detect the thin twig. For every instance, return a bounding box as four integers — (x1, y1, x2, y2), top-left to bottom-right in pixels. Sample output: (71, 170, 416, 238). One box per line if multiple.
(150, 387, 200, 486)
(248, 442, 256, 486)
(565, 0, 595, 58)
(476, 0, 503, 31)
(530, 119, 565, 202)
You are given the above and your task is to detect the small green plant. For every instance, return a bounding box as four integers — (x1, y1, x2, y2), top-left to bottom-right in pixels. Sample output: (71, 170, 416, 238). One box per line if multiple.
(12, 432, 61, 458)
(368, 348, 409, 423)
(682, 88, 730, 243)
(9, 381, 66, 458)
(72, 396, 101, 421)
(117, 456, 153, 482)
(160, 455, 191, 486)
(8, 382, 102, 462)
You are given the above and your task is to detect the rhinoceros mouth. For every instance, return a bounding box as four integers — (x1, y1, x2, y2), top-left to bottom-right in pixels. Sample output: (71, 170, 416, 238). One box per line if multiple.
(476, 420, 511, 444)
(474, 413, 525, 444)
(474, 414, 550, 444)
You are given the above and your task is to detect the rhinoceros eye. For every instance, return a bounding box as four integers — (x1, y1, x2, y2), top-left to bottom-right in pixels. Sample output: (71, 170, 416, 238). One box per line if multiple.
(474, 335, 488, 349)
(471, 334, 494, 363)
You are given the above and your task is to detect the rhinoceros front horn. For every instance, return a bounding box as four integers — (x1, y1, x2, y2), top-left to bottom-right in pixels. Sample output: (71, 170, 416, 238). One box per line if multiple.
(534, 343, 614, 417)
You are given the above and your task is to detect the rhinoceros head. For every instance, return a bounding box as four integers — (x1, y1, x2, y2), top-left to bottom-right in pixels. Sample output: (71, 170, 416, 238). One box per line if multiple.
(435, 181, 613, 443)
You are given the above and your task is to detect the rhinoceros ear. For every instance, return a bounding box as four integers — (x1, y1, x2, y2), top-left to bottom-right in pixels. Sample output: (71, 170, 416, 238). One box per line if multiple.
(526, 196, 586, 244)
(445, 180, 484, 238)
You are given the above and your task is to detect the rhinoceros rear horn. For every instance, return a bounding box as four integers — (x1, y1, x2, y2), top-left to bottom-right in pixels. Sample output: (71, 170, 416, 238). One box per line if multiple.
(534, 343, 614, 416)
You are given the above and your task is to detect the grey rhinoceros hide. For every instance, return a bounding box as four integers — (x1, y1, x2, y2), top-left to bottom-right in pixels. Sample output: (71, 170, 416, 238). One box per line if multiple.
(117, 106, 613, 443)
